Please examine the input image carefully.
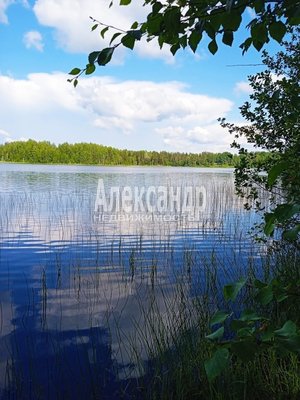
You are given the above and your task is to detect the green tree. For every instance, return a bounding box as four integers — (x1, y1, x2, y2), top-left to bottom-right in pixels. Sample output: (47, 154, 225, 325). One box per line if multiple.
(0, 140, 238, 167)
(203, 34, 300, 381)
(68, 0, 300, 84)
(220, 30, 300, 241)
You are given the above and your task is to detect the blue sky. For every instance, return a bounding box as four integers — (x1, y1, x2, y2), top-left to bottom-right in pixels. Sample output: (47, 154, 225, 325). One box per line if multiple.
(0, 0, 280, 153)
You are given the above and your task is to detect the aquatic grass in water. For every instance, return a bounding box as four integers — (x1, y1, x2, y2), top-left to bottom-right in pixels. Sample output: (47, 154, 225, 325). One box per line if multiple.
(1, 164, 297, 399)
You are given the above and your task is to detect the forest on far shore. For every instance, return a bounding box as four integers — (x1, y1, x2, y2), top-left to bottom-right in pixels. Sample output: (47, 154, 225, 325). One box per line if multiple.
(0, 139, 269, 167)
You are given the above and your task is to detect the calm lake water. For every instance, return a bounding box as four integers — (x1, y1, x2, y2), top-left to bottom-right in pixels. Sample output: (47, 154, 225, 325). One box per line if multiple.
(0, 164, 263, 399)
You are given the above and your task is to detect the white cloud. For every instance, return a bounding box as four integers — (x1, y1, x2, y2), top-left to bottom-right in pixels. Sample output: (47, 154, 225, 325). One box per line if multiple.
(79, 78, 231, 124)
(135, 37, 174, 64)
(0, 0, 13, 23)
(0, 72, 233, 152)
(156, 124, 233, 153)
(0, 0, 29, 23)
(33, 0, 173, 62)
(23, 30, 44, 51)
(0, 128, 11, 143)
(234, 81, 252, 95)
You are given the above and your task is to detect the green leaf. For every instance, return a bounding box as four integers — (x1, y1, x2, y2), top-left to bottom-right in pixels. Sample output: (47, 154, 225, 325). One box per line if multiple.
(222, 12, 242, 31)
(269, 21, 286, 43)
(264, 212, 276, 236)
(210, 11, 222, 31)
(131, 21, 139, 29)
(120, 0, 131, 4)
(101, 26, 109, 38)
(204, 21, 216, 39)
(265, 204, 300, 236)
(208, 39, 218, 55)
(97, 47, 115, 66)
(88, 51, 100, 65)
(277, 335, 300, 353)
(256, 285, 273, 305)
(110, 32, 122, 45)
(223, 277, 247, 301)
(147, 14, 163, 35)
(273, 203, 300, 223)
(121, 33, 135, 49)
(164, 7, 181, 33)
(205, 326, 224, 341)
(91, 24, 98, 31)
(261, 327, 275, 342)
(152, 1, 163, 14)
(188, 30, 202, 53)
(85, 64, 96, 75)
(158, 34, 164, 49)
(210, 311, 230, 326)
(275, 321, 297, 337)
(73, 79, 78, 88)
(240, 37, 252, 54)
(69, 68, 81, 75)
(253, 0, 265, 13)
(128, 30, 142, 40)
(170, 42, 180, 55)
(252, 39, 265, 51)
(179, 35, 187, 48)
(204, 348, 229, 382)
(283, 225, 300, 241)
(268, 161, 288, 186)
(240, 309, 263, 322)
(222, 31, 233, 46)
(237, 326, 255, 338)
(251, 22, 268, 43)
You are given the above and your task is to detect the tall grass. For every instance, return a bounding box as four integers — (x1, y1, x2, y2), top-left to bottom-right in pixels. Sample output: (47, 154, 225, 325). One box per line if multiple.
(3, 245, 298, 399)
(0, 172, 299, 399)
(110, 246, 298, 400)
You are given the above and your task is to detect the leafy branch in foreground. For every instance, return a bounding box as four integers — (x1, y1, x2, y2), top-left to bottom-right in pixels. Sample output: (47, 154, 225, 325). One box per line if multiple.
(220, 29, 300, 242)
(68, 0, 300, 85)
(205, 276, 300, 382)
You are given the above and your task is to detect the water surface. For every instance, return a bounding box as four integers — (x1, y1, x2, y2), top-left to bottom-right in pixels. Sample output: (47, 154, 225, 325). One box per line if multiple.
(0, 164, 262, 399)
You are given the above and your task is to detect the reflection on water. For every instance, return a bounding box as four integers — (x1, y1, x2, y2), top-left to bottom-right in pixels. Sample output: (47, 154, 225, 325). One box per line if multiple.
(0, 164, 263, 399)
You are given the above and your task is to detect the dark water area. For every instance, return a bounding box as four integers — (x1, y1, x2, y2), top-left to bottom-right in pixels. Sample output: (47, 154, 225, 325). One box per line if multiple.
(0, 164, 265, 399)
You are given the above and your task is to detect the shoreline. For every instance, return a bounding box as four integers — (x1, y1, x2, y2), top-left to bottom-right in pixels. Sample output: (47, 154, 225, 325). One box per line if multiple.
(0, 160, 235, 168)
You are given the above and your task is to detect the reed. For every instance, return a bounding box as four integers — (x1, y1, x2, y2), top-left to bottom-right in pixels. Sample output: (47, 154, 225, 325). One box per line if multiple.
(0, 174, 299, 399)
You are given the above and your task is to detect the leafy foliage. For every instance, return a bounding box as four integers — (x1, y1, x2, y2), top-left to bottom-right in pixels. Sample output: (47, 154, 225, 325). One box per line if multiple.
(204, 348, 229, 382)
(205, 276, 300, 382)
(220, 30, 300, 242)
(223, 277, 247, 301)
(68, 0, 300, 84)
(0, 139, 242, 167)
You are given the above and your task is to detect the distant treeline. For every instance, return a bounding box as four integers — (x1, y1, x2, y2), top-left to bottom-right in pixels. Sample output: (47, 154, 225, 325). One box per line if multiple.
(0, 140, 268, 167)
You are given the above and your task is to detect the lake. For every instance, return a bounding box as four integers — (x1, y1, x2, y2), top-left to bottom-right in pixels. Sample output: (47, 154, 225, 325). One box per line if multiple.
(0, 164, 264, 399)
